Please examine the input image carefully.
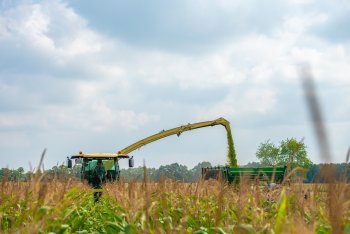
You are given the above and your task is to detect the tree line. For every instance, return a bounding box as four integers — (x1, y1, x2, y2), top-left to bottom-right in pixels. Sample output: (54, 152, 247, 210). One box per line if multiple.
(1, 162, 349, 183)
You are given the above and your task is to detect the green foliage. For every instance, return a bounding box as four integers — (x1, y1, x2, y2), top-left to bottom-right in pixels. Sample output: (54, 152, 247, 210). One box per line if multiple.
(0, 167, 26, 181)
(306, 163, 350, 183)
(226, 127, 238, 167)
(120, 162, 213, 182)
(274, 189, 287, 234)
(280, 138, 312, 169)
(158, 163, 190, 181)
(256, 140, 280, 166)
(256, 138, 312, 169)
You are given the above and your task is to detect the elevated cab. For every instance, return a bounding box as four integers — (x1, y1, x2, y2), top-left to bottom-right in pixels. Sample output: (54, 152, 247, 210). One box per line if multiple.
(67, 152, 133, 183)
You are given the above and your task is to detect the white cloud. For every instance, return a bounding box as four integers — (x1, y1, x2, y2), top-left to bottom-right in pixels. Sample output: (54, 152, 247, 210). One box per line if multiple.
(197, 88, 277, 120)
(0, 0, 349, 169)
(287, 0, 314, 5)
(0, 0, 156, 135)
(132, 50, 246, 89)
(0, 0, 103, 62)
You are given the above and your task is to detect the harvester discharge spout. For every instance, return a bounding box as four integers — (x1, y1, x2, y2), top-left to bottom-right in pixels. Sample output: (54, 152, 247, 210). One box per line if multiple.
(117, 117, 238, 167)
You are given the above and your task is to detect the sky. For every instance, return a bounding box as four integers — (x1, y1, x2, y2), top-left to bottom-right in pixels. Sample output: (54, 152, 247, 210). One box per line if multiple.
(0, 0, 349, 170)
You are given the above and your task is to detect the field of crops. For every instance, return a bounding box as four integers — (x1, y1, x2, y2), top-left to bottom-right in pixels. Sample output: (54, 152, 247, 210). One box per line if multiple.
(1, 174, 350, 233)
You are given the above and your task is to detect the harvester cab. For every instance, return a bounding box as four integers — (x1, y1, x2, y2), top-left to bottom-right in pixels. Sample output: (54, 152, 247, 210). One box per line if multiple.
(67, 152, 134, 184)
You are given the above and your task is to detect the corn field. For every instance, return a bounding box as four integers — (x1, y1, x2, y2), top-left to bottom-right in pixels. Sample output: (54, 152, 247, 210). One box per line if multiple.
(1, 171, 349, 234)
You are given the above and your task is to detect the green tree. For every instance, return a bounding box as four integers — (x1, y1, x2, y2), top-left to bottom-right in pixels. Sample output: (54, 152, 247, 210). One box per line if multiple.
(14, 167, 24, 181)
(157, 163, 189, 181)
(280, 138, 312, 169)
(256, 138, 312, 169)
(256, 140, 280, 166)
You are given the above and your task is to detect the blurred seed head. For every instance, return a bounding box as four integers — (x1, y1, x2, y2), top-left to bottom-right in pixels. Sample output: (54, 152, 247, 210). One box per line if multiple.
(300, 64, 332, 163)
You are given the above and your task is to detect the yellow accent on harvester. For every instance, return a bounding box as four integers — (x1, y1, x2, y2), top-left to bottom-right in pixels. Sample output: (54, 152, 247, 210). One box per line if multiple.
(71, 153, 129, 159)
(118, 117, 238, 167)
